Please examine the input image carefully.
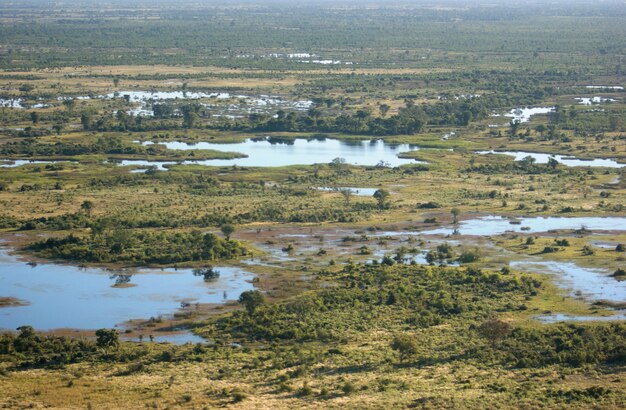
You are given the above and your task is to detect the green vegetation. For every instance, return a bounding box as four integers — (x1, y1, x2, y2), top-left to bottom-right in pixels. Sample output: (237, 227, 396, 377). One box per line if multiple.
(1, 264, 625, 408)
(27, 230, 248, 265)
(0, 1, 625, 408)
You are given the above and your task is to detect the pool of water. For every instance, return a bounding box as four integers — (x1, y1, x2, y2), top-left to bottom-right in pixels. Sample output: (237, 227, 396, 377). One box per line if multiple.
(535, 313, 626, 323)
(493, 107, 555, 123)
(0, 159, 60, 168)
(123, 332, 208, 344)
(584, 85, 624, 90)
(510, 260, 626, 303)
(135, 137, 423, 167)
(575, 96, 617, 105)
(0, 98, 25, 109)
(315, 187, 380, 196)
(0, 247, 255, 331)
(371, 249, 459, 266)
(378, 216, 626, 237)
(113, 160, 178, 172)
(475, 150, 625, 168)
(56, 90, 314, 118)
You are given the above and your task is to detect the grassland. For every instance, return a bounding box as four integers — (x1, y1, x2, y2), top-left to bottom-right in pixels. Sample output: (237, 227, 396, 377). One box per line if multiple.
(0, 1, 625, 408)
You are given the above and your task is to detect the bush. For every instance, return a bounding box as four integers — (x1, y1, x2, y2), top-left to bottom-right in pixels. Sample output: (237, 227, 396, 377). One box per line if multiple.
(390, 333, 419, 363)
(342, 382, 357, 395)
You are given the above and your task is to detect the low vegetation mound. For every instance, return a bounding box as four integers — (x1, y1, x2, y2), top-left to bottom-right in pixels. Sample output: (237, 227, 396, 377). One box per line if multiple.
(26, 230, 248, 264)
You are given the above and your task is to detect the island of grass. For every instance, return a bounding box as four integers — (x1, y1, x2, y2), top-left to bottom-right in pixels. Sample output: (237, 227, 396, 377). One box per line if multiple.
(0, 297, 28, 308)
(26, 229, 248, 265)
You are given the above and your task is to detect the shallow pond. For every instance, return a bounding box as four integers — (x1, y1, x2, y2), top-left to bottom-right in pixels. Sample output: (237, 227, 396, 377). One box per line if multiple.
(584, 85, 624, 90)
(380, 216, 626, 237)
(535, 313, 626, 323)
(123, 332, 208, 344)
(0, 159, 59, 168)
(371, 249, 459, 266)
(493, 107, 555, 123)
(0, 247, 255, 331)
(475, 150, 625, 168)
(136, 137, 423, 167)
(57, 90, 314, 118)
(314, 187, 380, 196)
(0, 98, 25, 109)
(510, 261, 626, 303)
(575, 96, 617, 105)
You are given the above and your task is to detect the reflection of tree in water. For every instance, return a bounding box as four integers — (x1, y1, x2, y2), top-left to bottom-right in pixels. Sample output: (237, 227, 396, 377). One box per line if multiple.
(109, 273, 132, 286)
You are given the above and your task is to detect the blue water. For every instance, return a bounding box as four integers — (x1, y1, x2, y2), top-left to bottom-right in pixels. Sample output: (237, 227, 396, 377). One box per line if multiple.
(418, 216, 626, 236)
(0, 247, 255, 331)
(476, 150, 625, 168)
(135, 137, 423, 167)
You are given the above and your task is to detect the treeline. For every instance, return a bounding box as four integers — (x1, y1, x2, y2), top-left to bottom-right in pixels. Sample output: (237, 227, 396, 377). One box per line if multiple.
(232, 100, 487, 135)
(0, 135, 150, 157)
(78, 99, 488, 136)
(27, 230, 248, 264)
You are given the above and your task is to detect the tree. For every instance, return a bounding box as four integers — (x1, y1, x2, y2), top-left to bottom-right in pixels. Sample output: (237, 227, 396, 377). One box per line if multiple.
(81, 200, 94, 217)
(534, 124, 546, 136)
(541, 157, 557, 170)
(52, 123, 63, 135)
(330, 157, 346, 174)
(373, 189, 390, 210)
(220, 223, 235, 241)
(390, 333, 419, 363)
(477, 318, 511, 347)
(238, 290, 264, 315)
(193, 266, 220, 281)
(81, 112, 92, 131)
(17, 325, 36, 339)
(62, 98, 75, 112)
(181, 104, 199, 128)
(379, 104, 391, 118)
(510, 119, 521, 136)
(95, 328, 119, 349)
(451, 208, 460, 224)
(30, 111, 39, 124)
(339, 188, 352, 204)
(355, 109, 371, 126)
(520, 155, 536, 169)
